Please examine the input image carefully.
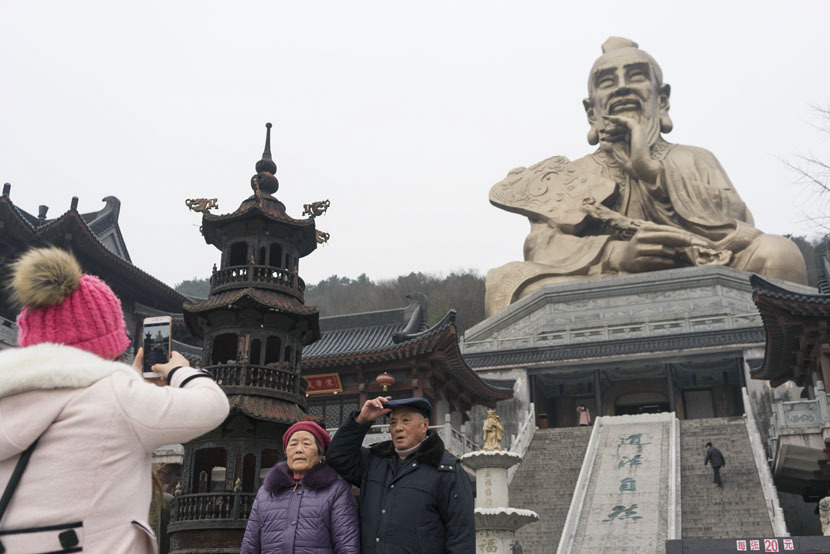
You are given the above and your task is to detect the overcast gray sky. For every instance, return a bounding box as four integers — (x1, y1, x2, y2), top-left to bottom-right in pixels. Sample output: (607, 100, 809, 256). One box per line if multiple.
(2, 1, 829, 287)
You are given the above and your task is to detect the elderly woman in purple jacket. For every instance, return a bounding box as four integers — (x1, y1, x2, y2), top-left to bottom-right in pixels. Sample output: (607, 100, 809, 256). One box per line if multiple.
(241, 421, 360, 553)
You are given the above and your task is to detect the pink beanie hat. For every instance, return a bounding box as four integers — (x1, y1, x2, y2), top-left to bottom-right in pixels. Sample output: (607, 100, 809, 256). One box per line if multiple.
(13, 248, 130, 360)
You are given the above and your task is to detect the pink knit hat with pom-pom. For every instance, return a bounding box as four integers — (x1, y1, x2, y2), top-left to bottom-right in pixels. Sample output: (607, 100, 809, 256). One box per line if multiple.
(12, 247, 130, 360)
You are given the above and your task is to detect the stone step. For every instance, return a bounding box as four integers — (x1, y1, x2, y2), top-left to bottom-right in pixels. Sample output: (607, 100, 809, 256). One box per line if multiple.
(510, 427, 593, 554)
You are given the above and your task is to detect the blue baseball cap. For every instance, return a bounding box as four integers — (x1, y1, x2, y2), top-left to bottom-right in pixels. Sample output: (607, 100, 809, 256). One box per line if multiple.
(386, 397, 432, 420)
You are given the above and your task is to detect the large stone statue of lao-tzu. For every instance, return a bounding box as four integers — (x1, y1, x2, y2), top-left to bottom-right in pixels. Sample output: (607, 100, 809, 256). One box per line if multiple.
(485, 37, 807, 316)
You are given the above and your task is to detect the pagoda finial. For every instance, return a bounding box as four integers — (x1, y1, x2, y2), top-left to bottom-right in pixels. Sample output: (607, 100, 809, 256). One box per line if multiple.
(256, 122, 277, 175)
(252, 122, 279, 195)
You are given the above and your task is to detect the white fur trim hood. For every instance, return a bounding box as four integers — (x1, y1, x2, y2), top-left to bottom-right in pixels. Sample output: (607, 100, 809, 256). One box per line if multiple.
(0, 343, 139, 399)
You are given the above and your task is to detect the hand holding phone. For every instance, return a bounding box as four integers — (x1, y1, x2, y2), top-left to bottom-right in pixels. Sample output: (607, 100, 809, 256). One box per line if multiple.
(142, 316, 172, 378)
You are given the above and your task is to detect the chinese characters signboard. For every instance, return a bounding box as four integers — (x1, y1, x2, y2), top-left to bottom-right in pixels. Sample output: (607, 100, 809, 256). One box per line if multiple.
(304, 373, 343, 395)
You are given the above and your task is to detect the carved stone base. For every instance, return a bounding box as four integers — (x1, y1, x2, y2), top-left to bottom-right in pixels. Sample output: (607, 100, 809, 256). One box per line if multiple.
(476, 528, 520, 554)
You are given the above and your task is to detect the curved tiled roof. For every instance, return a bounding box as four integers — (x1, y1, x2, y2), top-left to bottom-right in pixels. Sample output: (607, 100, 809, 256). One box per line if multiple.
(200, 194, 317, 257)
(0, 194, 185, 311)
(184, 287, 318, 316)
(183, 287, 321, 345)
(228, 395, 316, 424)
(202, 194, 313, 227)
(303, 310, 454, 365)
(301, 297, 512, 405)
(751, 274, 830, 386)
(303, 319, 407, 359)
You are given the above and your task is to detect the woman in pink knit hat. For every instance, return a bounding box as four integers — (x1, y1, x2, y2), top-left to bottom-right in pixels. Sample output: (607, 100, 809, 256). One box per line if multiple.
(0, 247, 230, 553)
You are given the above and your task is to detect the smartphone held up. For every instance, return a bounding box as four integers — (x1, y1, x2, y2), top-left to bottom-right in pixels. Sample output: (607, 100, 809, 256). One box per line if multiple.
(142, 316, 172, 378)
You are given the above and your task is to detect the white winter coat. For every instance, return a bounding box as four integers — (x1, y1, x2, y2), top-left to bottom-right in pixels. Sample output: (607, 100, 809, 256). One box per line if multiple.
(0, 343, 230, 554)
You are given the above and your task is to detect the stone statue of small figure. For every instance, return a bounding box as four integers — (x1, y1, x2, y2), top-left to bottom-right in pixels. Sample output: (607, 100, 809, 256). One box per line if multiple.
(482, 409, 505, 451)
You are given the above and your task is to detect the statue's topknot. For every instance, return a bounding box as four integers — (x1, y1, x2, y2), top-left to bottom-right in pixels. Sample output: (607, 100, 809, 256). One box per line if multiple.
(601, 37, 639, 53)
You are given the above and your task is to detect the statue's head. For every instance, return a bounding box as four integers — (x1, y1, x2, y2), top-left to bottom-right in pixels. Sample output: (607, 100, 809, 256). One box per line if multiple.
(584, 37, 672, 148)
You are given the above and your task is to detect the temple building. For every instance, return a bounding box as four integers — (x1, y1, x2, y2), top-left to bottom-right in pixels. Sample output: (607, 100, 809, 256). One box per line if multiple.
(462, 266, 772, 428)
(750, 248, 830, 520)
(0, 187, 192, 352)
(462, 265, 822, 549)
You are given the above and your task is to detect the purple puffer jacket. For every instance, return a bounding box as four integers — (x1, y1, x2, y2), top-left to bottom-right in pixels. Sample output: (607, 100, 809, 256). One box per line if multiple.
(240, 461, 360, 554)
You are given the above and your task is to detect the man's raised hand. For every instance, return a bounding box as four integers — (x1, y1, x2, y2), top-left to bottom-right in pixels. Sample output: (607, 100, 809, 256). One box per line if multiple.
(356, 396, 391, 424)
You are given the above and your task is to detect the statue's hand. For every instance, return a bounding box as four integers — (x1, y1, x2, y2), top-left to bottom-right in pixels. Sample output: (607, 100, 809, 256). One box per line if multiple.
(605, 223, 711, 273)
(601, 115, 661, 182)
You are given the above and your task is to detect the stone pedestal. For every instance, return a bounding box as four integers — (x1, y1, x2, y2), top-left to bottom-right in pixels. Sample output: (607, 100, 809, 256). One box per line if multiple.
(461, 451, 539, 554)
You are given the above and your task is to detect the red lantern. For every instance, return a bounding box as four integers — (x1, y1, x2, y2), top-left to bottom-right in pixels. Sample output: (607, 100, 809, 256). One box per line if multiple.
(376, 371, 395, 392)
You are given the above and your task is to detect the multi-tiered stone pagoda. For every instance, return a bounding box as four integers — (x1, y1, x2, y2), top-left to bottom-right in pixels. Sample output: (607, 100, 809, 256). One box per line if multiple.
(168, 124, 326, 553)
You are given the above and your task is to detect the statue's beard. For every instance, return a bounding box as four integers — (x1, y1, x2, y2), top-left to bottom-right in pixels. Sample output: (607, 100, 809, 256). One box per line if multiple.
(596, 98, 662, 163)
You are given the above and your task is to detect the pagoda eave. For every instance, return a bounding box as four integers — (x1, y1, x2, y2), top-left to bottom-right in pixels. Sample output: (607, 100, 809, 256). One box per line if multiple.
(227, 395, 317, 423)
(200, 196, 318, 258)
(183, 288, 321, 344)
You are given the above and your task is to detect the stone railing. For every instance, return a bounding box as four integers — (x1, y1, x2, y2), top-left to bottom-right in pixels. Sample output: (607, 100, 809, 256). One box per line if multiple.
(168, 492, 256, 530)
(461, 311, 762, 354)
(327, 414, 479, 458)
(210, 264, 305, 300)
(772, 393, 830, 431)
(209, 363, 305, 401)
(439, 414, 479, 456)
(508, 402, 536, 484)
(743, 387, 789, 537)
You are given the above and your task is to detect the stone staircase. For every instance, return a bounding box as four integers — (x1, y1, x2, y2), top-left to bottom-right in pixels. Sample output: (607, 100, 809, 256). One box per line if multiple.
(508, 416, 777, 553)
(509, 426, 593, 554)
(679, 416, 773, 538)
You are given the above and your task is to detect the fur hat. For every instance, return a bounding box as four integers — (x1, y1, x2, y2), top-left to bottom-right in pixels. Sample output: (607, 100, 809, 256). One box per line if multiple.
(11, 247, 130, 360)
(283, 421, 332, 454)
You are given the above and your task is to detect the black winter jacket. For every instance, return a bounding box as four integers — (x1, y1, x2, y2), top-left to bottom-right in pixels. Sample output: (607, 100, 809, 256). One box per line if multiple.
(326, 413, 476, 554)
(704, 447, 725, 468)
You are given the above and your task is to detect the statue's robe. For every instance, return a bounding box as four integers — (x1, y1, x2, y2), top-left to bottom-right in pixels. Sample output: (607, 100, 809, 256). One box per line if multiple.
(486, 140, 767, 316)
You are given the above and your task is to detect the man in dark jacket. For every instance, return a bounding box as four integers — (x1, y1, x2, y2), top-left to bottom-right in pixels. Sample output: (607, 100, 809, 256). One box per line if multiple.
(704, 441, 726, 487)
(326, 395, 476, 554)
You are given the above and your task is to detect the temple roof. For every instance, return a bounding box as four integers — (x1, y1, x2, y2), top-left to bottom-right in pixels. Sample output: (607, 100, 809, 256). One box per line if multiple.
(751, 273, 829, 386)
(303, 293, 429, 359)
(3, 193, 131, 260)
(302, 294, 513, 406)
(0, 189, 185, 312)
